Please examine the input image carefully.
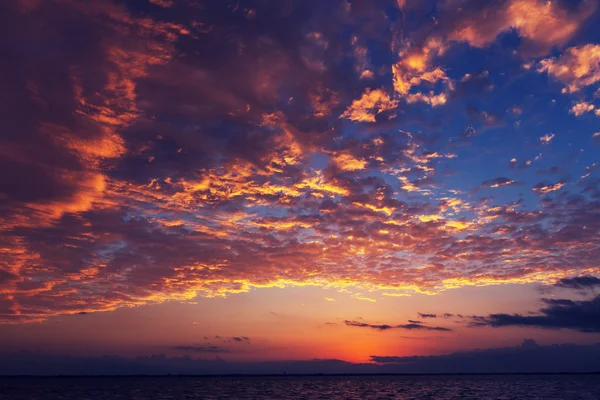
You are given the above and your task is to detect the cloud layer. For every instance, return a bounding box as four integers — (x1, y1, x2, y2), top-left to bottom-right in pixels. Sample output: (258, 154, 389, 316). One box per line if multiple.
(2, 340, 600, 375)
(1, 0, 600, 323)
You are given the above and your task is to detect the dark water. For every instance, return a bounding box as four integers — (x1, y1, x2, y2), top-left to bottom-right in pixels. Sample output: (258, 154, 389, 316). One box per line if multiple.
(1, 375, 599, 399)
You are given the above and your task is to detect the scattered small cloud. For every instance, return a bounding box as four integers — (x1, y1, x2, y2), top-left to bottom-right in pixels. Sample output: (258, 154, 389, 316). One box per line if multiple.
(532, 181, 566, 195)
(481, 177, 520, 188)
(570, 102, 595, 116)
(539, 133, 555, 144)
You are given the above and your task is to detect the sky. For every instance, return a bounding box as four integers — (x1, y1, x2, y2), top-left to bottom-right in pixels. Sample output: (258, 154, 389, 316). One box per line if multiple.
(1, 0, 600, 374)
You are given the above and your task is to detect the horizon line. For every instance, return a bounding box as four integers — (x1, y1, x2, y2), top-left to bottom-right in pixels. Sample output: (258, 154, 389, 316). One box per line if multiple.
(3, 372, 600, 378)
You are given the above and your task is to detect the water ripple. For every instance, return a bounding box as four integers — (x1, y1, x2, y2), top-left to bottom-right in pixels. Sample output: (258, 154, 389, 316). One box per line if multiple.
(1, 375, 599, 399)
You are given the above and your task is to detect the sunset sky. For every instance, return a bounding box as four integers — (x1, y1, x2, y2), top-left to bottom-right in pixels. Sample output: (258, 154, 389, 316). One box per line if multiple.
(1, 0, 600, 374)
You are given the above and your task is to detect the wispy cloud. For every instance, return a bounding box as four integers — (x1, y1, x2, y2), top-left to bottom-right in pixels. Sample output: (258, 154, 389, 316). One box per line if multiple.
(344, 320, 452, 332)
(173, 346, 229, 354)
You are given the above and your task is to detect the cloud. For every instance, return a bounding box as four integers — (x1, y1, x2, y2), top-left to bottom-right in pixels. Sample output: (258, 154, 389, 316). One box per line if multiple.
(173, 346, 229, 354)
(539, 133, 555, 144)
(555, 276, 600, 290)
(340, 88, 398, 123)
(2, 0, 600, 324)
(480, 177, 519, 188)
(332, 153, 368, 171)
(206, 336, 251, 344)
(445, 0, 596, 53)
(0, 351, 378, 375)
(417, 313, 437, 318)
(405, 92, 448, 107)
(465, 105, 502, 127)
(539, 44, 600, 93)
(510, 158, 532, 170)
(344, 320, 452, 332)
(391, 38, 452, 106)
(471, 295, 600, 333)
(369, 339, 600, 373)
(0, 0, 182, 229)
(148, 0, 174, 7)
(536, 166, 561, 176)
(570, 101, 596, 116)
(532, 181, 566, 195)
(3, 341, 600, 374)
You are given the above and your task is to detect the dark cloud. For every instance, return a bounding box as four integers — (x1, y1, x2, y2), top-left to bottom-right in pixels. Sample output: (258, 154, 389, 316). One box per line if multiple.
(470, 295, 600, 333)
(465, 105, 502, 128)
(345, 320, 394, 331)
(449, 71, 494, 100)
(203, 336, 252, 344)
(417, 313, 437, 318)
(173, 346, 229, 354)
(555, 276, 600, 290)
(344, 320, 451, 332)
(3, 340, 600, 374)
(230, 337, 251, 343)
(536, 166, 562, 176)
(369, 339, 600, 373)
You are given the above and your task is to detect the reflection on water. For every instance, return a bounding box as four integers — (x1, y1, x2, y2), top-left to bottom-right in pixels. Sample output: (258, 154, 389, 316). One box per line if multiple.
(1, 375, 599, 399)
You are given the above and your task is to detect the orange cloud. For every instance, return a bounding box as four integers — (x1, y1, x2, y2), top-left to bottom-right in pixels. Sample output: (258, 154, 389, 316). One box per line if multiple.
(392, 39, 449, 101)
(533, 182, 566, 195)
(332, 153, 368, 171)
(340, 88, 398, 122)
(0, 0, 186, 230)
(539, 133, 555, 144)
(570, 102, 595, 116)
(405, 92, 447, 107)
(539, 44, 600, 93)
(3, 0, 600, 326)
(450, 0, 595, 50)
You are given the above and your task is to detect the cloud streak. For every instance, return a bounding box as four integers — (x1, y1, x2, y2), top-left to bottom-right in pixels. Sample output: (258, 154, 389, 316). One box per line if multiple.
(344, 320, 452, 332)
(173, 346, 229, 354)
(471, 295, 600, 333)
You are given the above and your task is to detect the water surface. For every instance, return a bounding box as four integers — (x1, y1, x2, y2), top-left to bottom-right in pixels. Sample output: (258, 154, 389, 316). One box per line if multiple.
(1, 375, 599, 399)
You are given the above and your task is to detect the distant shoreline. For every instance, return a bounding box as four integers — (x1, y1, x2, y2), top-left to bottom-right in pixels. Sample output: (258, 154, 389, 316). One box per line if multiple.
(2, 372, 600, 378)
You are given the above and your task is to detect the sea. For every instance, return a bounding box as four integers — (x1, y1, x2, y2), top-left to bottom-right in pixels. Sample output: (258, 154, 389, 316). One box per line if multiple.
(1, 375, 599, 399)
